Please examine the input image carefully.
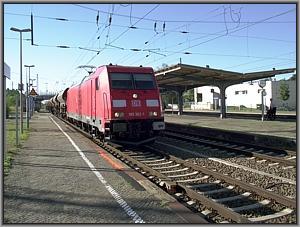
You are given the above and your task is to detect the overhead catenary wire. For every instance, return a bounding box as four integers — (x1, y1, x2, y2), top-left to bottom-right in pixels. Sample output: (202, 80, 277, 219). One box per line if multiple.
(143, 8, 296, 67)
(243, 59, 295, 72)
(226, 51, 296, 70)
(65, 6, 115, 84)
(138, 6, 295, 65)
(6, 5, 295, 89)
(107, 4, 160, 46)
(128, 49, 295, 66)
(122, 5, 239, 63)
(184, 8, 295, 51)
(118, 5, 232, 65)
(84, 4, 160, 65)
(71, 4, 295, 24)
(5, 12, 295, 44)
(120, 5, 294, 66)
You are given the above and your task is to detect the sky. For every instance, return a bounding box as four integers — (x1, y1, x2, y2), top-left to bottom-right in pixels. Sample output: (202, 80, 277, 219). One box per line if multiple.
(3, 3, 297, 94)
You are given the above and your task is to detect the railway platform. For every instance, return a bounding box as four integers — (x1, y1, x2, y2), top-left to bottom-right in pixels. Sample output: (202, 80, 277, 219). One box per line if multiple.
(4, 112, 207, 224)
(164, 112, 296, 151)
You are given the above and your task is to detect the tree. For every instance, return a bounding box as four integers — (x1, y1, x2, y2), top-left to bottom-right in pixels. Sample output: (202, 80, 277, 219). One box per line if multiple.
(156, 63, 168, 71)
(279, 81, 290, 101)
(6, 89, 19, 107)
(183, 89, 194, 102)
(161, 91, 177, 106)
(6, 89, 19, 119)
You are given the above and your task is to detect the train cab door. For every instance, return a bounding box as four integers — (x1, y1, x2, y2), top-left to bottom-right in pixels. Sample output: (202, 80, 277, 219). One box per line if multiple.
(91, 78, 97, 121)
(103, 92, 109, 120)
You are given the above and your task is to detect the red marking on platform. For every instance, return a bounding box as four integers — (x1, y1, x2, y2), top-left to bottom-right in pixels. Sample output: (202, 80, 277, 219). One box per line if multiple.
(98, 149, 123, 170)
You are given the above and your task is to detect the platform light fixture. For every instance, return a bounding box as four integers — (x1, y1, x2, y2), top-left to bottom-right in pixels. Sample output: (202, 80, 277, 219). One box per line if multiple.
(24, 64, 35, 128)
(10, 27, 32, 134)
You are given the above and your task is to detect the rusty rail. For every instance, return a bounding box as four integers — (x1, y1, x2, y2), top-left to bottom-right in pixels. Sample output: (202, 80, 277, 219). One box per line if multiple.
(54, 115, 295, 223)
(164, 131, 296, 167)
(146, 146, 296, 209)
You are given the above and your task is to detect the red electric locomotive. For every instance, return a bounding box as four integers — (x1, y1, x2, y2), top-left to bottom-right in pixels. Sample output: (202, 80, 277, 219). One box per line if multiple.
(65, 64, 165, 144)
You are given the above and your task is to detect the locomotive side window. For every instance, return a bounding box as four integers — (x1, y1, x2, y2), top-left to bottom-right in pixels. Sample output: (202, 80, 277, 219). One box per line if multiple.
(110, 73, 133, 89)
(133, 74, 156, 89)
(95, 78, 99, 90)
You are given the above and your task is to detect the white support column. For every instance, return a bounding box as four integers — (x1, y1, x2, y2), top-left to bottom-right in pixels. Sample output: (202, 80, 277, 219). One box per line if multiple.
(177, 89, 184, 115)
(194, 87, 197, 105)
(218, 84, 228, 119)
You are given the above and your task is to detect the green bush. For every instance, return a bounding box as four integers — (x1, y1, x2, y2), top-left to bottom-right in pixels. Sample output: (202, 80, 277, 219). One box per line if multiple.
(183, 103, 191, 109)
(227, 106, 239, 111)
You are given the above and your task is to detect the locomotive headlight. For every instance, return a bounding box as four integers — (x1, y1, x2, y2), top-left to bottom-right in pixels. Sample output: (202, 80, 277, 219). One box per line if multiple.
(132, 93, 138, 99)
(114, 112, 124, 118)
(149, 111, 158, 117)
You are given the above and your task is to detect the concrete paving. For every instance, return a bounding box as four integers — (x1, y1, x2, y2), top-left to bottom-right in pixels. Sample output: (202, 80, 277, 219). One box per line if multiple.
(4, 113, 207, 224)
(164, 113, 296, 151)
(165, 114, 296, 139)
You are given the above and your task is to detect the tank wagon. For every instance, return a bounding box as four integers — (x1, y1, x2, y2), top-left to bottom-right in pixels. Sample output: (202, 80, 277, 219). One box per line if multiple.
(56, 88, 69, 118)
(50, 64, 165, 145)
(47, 96, 56, 114)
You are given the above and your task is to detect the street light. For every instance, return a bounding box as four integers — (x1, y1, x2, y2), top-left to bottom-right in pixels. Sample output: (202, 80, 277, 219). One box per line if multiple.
(10, 27, 31, 134)
(259, 80, 267, 122)
(24, 65, 35, 128)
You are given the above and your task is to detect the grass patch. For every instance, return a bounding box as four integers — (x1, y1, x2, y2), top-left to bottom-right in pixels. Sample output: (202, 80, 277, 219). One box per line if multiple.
(159, 200, 169, 207)
(4, 120, 30, 176)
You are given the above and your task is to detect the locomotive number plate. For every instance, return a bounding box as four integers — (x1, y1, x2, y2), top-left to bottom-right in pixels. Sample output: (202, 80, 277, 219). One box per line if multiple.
(131, 100, 141, 107)
(129, 112, 145, 117)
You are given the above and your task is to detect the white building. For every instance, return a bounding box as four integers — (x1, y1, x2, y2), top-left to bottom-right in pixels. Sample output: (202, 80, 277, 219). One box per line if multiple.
(192, 79, 296, 111)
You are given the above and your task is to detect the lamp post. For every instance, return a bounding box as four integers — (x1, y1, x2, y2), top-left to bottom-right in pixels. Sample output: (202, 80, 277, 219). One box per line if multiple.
(36, 74, 39, 94)
(24, 65, 35, 128)
(259, 80, 266, 122)
(10, 27, 31, 134)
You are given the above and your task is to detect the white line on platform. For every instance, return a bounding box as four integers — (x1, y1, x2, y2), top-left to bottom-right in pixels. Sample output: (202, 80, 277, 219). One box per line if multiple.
(49, 116, 145, 223)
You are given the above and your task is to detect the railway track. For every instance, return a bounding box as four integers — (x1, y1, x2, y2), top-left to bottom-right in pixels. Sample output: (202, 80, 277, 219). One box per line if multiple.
(155, 135, 296, 199)
(55, 116, 296, 223)
(164, 110, 296, 121)
(124, 146, 295, 223)
(163, 129, 296, 167)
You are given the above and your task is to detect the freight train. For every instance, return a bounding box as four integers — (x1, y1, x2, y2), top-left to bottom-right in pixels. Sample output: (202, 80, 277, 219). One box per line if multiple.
(48, 64, 165, 145)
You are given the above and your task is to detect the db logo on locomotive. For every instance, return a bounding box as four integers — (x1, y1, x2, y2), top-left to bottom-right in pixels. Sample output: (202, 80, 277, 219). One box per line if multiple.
(131, 100, 141, 107)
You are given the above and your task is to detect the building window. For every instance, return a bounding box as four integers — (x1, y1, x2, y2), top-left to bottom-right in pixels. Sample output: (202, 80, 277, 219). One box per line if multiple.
(236, 90, 247, 95)
(197, 93, 203, 102)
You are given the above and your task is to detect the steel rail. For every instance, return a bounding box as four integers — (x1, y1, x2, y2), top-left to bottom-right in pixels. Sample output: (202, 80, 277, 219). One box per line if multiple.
(53, 115, 251, 223)
(163, 130, 296, 167)
(165, 123, 296, 156)
(145, 146, 296, 209)
(58, 113, 296, 210)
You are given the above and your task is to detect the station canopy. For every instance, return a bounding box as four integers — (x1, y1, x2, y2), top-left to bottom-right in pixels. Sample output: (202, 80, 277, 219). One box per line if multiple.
(154, 63, 296, 90)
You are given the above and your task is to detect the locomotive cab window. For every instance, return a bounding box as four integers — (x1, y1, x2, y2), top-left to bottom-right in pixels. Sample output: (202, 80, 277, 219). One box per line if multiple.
(133, 74, 156, 89)
(110, 73, 133, 89)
